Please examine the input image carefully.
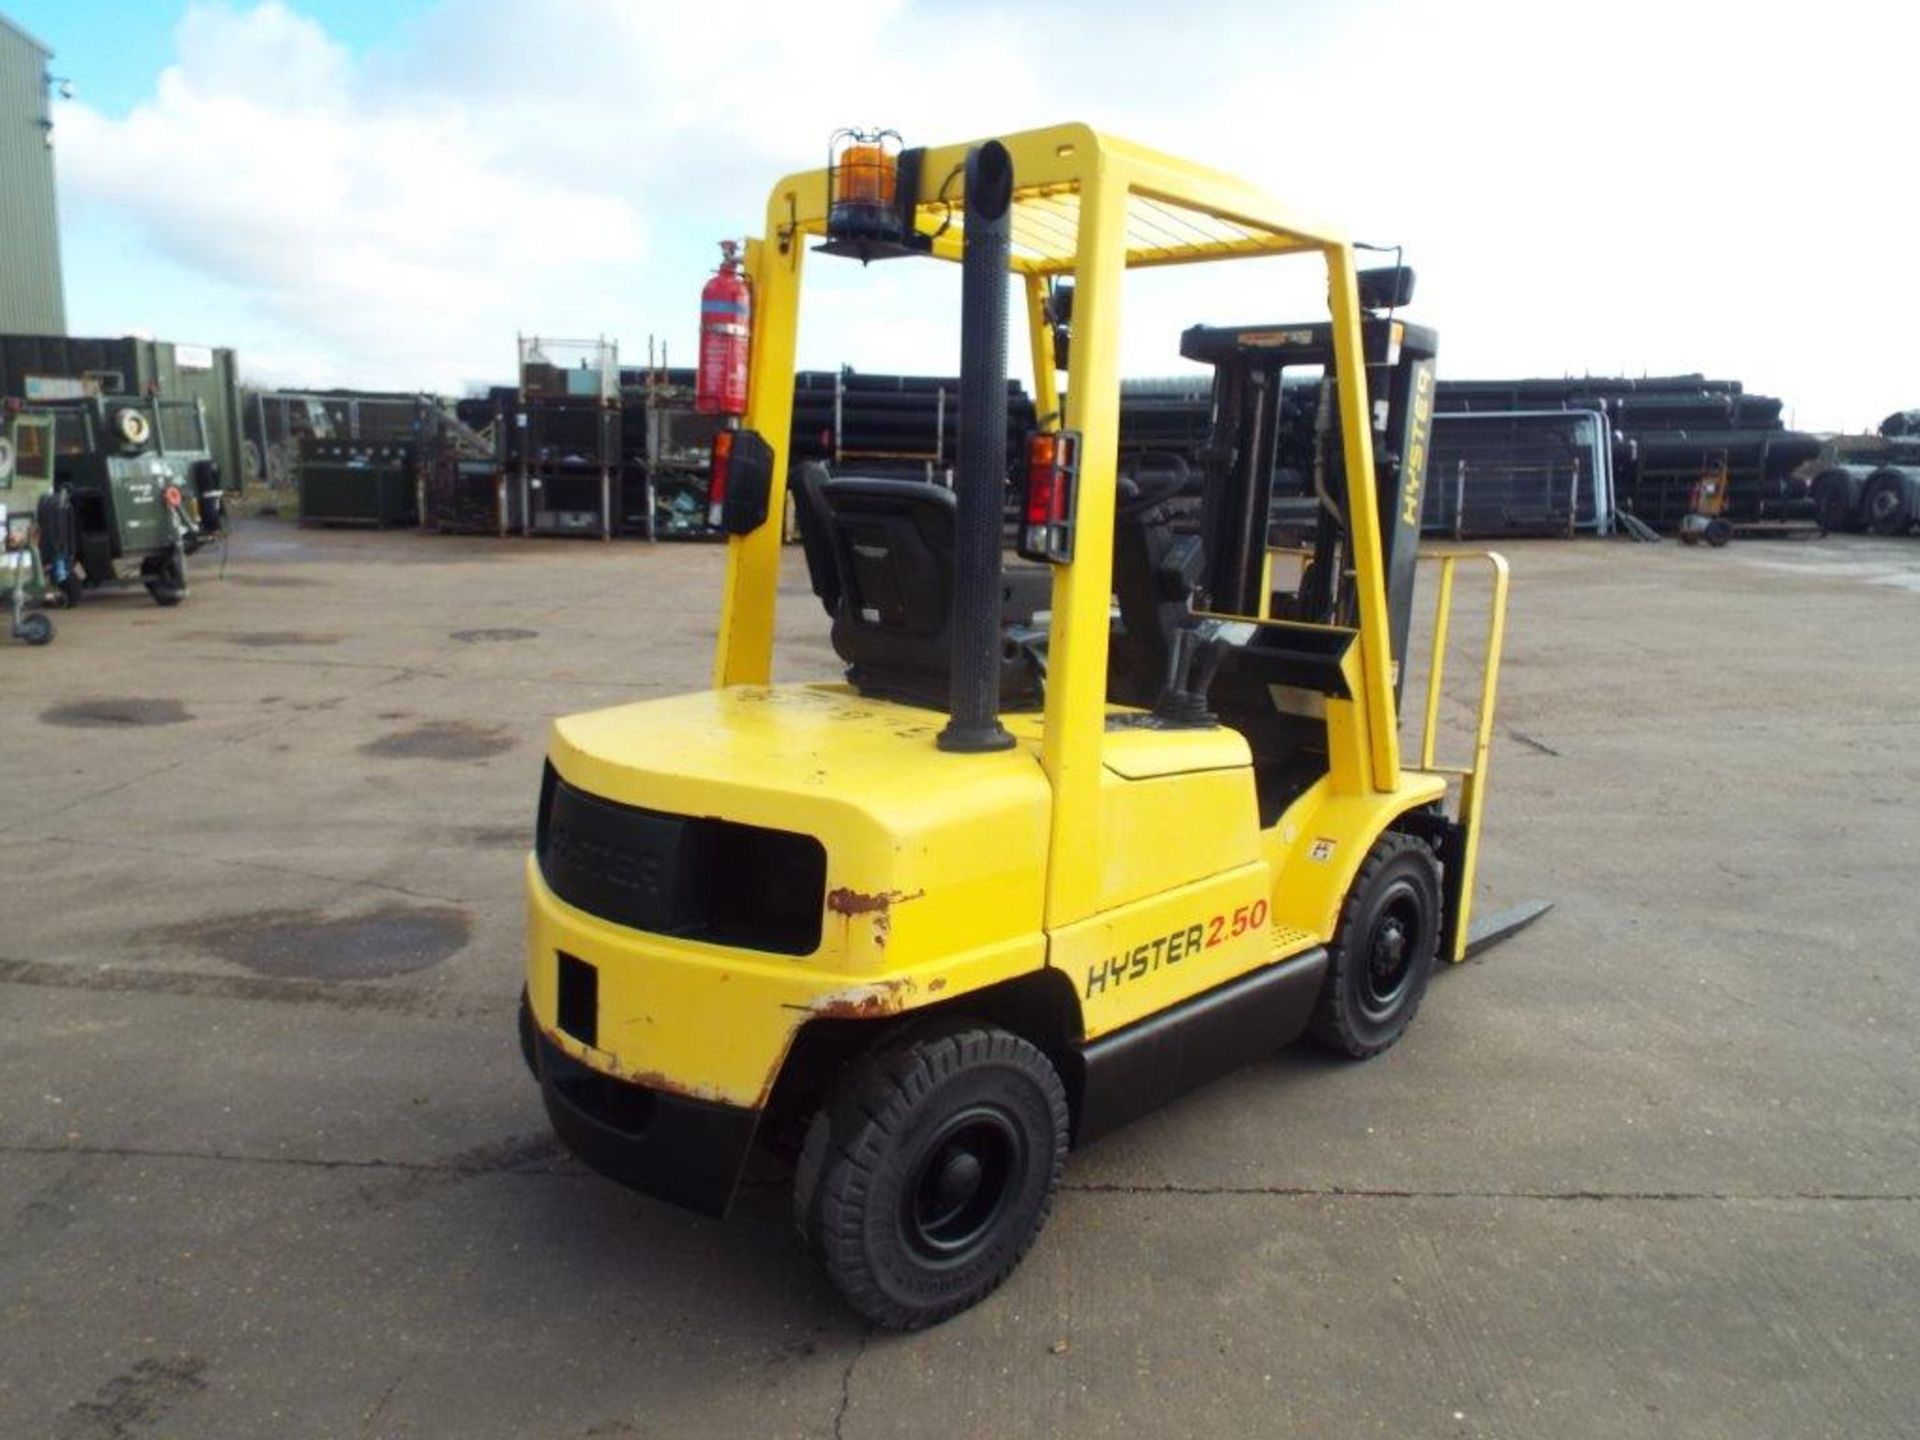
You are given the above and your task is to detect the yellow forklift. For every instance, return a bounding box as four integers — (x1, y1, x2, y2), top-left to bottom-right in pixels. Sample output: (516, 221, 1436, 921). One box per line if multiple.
(520, 124, 1540, 1328)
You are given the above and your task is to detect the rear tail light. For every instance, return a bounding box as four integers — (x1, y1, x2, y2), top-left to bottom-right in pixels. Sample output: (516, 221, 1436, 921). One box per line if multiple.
(708, 430, 733, 529)
(1018, 429, 1079, 564)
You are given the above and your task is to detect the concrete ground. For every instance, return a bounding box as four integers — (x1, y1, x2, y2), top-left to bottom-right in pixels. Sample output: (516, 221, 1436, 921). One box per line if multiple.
(0, 520, 1914, 1440)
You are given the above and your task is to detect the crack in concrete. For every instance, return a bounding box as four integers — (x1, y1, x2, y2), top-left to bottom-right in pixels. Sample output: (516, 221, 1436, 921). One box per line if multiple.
(35, 834, 468, 905)
(0, 956, 503, 1019)
(832, 1328, 870, 1440)
(6, 1141, 1910, 1209)
(1061, 1181, 1916, 1203)
(1, 1139, 586, 1179)
(1507, 728, 1563, 757)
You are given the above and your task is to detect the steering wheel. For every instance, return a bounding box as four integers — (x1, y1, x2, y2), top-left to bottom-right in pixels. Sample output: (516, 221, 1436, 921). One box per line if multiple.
(1116, 452, 1192, 518)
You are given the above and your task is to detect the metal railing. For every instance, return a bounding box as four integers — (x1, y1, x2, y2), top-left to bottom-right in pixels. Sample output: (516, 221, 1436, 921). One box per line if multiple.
(1410, 548, 1511, 960)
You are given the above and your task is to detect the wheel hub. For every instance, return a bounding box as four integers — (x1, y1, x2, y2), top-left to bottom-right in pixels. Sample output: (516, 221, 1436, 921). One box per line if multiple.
(902, 1108, 1021, 1262)
(1361, 893, 1422, 1017)
(930, 1146, 984, 1216)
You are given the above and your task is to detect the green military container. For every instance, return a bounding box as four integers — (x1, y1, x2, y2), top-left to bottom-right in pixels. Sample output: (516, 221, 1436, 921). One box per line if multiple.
(0, 334, 246, 495)
(298, 438, 419, 527)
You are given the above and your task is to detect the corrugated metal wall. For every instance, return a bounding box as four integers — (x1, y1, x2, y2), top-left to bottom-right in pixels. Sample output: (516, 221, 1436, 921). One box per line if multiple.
(0, 15, 67, 334)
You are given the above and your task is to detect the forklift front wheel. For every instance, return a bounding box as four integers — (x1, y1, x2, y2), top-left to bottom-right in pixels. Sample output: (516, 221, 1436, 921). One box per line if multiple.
(1309, 832, 1441, 1060)
(16, 612, 54, 646)
(794, 1022, 1069, 1331)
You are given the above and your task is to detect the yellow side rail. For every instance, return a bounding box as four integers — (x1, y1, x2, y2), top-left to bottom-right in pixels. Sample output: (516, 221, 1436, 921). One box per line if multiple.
(1413, 549, 1510, 960)
(1260, 542, 1509, 958)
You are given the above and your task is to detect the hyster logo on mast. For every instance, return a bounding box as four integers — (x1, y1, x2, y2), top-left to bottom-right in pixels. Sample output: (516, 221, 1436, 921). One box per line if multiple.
(1403, 367, 1434, 528)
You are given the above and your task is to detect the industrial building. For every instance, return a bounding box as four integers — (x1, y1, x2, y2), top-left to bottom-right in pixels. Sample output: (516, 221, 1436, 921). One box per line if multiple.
(0, 11, 66, 333)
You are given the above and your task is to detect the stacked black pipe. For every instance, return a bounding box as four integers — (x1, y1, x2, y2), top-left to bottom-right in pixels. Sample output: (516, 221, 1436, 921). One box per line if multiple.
(1117, 378, 1214, 462)
(791, 368, 1035, 482)
(1432, 374, 1820, 532)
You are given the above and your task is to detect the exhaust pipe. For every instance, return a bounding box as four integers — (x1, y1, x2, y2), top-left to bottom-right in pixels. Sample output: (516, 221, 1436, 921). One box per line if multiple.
(939, 141, 1016, 754)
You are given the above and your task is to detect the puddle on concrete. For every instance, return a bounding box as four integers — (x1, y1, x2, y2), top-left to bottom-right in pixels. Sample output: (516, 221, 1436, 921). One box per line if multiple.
(41, 698, 193, 728)
(190, 630, 343, 648)
(450, 627, 539, 644)
(360, 721, 516, 761)
(226, 573, 320, 588)
(161, 903, 470, 980)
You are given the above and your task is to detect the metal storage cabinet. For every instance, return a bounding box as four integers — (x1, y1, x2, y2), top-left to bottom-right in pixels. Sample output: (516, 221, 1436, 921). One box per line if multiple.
(298, 440, 419, 527)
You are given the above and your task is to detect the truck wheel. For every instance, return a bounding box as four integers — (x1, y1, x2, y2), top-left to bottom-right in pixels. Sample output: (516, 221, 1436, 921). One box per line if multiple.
(1861, 471, 1915, 536)
(145, 550, 187, 607)
(1310, 832, 1441, 1059)
(795, 1023, 1068, 1331)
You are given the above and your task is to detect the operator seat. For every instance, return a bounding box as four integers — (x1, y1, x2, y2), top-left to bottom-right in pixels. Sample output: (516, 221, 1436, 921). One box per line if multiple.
(1107, 458, 1205, 708)
(791, 465, 1044, 712)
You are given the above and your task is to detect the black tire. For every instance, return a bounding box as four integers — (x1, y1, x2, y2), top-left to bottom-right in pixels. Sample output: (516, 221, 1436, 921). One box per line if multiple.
(18, 612, 54, 646)
(794, 1022, 1069, 1331)
(1810, 469, 1864, 533)
(516, 986, 538, 1077)
(1704, 518, 1733, 547)
(1861, 471, 1914, 536)
(145, 548, 187, 607)
(1309, 832, 1442, 1059)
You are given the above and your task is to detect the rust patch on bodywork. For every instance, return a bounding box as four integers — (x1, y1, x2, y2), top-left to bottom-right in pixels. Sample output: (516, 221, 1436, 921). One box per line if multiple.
(825, 886, 922, 918)
(564, 1030, 732, 1104)
(620, 1066, 729, 1104)
(811, 977, 914, 1020)
(825, 886, 925, 950)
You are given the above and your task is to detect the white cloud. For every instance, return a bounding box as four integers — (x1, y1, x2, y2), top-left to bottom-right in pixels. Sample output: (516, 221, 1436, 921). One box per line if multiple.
(55, 1, 648, 390)
(51, 0, 1920, 428)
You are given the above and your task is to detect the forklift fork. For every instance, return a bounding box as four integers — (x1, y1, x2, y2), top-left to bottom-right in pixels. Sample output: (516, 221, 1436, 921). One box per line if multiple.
(1407, 549, 1548, 961)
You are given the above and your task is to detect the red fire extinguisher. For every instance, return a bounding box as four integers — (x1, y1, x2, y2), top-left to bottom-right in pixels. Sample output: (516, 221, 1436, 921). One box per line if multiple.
(697, 240, 751, 416)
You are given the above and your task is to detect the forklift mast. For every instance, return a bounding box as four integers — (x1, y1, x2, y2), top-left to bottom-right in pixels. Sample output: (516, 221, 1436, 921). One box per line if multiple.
(1180, 307, 1437, 696)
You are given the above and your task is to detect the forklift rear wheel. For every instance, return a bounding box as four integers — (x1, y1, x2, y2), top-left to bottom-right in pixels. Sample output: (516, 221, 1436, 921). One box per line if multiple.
(1705, 519, 1733, 547)
(17, 612, 54, 646)
(794, 1022, 1069, 1330)
(1309, 832, 1441, 1060)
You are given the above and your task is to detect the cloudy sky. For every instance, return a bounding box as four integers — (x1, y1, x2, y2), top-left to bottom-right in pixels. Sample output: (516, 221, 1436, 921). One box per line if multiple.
(19, 0, 1916, 430)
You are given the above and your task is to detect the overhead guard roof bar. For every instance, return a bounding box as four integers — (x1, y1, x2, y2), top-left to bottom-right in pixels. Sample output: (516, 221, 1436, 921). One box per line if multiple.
(768, 125, 1345, 276)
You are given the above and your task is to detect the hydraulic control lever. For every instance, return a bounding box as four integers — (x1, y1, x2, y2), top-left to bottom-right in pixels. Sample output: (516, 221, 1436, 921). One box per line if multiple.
(1151, 618, 1235, 727)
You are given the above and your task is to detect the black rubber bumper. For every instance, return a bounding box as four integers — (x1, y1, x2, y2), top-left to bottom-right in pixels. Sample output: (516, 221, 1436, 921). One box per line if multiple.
(520, 993, 760, 1218)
